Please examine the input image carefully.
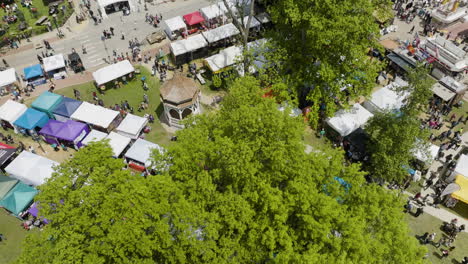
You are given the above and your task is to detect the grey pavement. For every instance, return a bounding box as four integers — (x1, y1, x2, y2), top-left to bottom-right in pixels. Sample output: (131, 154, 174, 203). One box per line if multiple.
(2, 0, 211, 72)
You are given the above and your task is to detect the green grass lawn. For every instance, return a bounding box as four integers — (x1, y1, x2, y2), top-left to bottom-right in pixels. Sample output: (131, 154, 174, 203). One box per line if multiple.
(0, 210, 30, 264)
(54, 66, 174, 147)
(303, 127, 332, 151)
(405, 213, 468, 263)
(0, 0, 73, 39)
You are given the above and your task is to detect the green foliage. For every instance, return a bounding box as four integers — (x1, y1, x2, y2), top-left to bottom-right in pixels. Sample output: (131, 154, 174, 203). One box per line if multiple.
(365, 111, 429, 183)
(212, 74, 222, 89)
(267, 0, 390, 127)
(396, 64, 435, 117)
(156, 76, 426, 262)
(15, 9, 26, 22)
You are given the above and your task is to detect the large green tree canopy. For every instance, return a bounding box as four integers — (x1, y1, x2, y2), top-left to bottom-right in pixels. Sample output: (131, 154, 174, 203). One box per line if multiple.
(267, 0, 389, 126)
(18, 77, 425, 263)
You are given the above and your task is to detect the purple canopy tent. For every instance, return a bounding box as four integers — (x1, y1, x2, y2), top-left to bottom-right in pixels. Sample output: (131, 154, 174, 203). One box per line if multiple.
(54, 120, 90, 149)
(39, 120, 65, 145)
(27, 203, 49, 224)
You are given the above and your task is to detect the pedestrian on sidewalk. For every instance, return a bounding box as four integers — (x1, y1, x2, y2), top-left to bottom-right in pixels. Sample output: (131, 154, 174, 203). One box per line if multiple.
(121, 31, 125, 40)
(409, 25, 415, 33)
(414, 207, 424, 217)
(143, 93, 149, 103)
(110, 27, 114, 36)
(445, 154, 453, 163)
(2, 58, 8, 67)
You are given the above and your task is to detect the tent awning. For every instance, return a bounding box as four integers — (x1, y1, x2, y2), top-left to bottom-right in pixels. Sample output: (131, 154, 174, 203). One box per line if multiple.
(42, 54, 66, 72)
(51, 97, 82, 118)
(0, 182, 37, 215)
(0, 174, 18, 200)
(31, 91, 63, 114)
(0, 100, 28, 123)
(432, 83, 456, 101)
(23, 64, 43, 79)
(105, 132, 132, 157)
(13, 108, 50, 130)
(367, 77, 409, 112)
(454, 154, 468, 177)
(39, 120, 65, 137)
(326, 103, 374, 137)
(116, 114, 148, 139)
(81, 129, 108, 146)
(202, 23, 240, 43)
(170, 34, 208, 57)
(55, 120, 89, 142)
(5, 151, 58, 186)
(205, 45, 243, 72)
(200, 3, 227, 20)
(71, 102, 119, 129)
(0, 68, 17, 87)
(183, 11, 205, 26)
(238, 16, 261, 29)
(92, 60, 135, 86)
(452, 175, 468, 204)
(164, 16, 187, 32)
(124, 138, 162, 167)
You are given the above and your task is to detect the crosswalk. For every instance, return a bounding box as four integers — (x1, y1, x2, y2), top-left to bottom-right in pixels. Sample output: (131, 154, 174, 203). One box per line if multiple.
(51, 34, 107, 70)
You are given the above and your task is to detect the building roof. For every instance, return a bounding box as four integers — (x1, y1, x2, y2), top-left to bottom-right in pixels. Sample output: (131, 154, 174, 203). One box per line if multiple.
(160, 75, 199, 105)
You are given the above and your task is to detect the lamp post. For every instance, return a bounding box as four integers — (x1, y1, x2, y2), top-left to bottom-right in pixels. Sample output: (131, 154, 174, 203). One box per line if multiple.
(52, 14, 63, 38)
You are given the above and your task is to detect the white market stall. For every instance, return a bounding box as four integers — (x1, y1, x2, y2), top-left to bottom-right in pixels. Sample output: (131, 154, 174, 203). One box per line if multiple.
(205, 45, 243, 73)
(71, 102, 121, 132)
(170, 34, 208, 65)
(255, 12, 271, 26)
(5, 151, 59, 186)
(412, 143, 440, 164)
(453, 154, 468, 178)
(92, 60, 134, 87)
(164, 16, 187, 40)
(363, 77, 409, 113)
(238, 16, 261, 30)
(105, 132, 132, 157)
(202, 23, 240, 44)
(81, 129, 108, 146)
(98, 0, 135, 18)
(326, 103, 374, 137)
(0, 68, 18, 96)
(124, 138, 162, 171)
(115, 114, 148, 139)
(0, 100, 28, 133)
(200, 2, 228, 26)
(225, 0, 252, 16)
(42, 54, 67, 80)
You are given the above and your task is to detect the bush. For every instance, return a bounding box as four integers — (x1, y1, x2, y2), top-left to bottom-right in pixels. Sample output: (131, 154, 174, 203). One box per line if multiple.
(212, 74, 222, 89)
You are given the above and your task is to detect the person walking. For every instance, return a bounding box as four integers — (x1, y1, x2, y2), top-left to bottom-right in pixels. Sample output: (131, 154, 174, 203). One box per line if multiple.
(109, 27, 114, 36)
(143, 93, 149, 104)
(415, 207, 424, 217)
(409, 25, 415, 33)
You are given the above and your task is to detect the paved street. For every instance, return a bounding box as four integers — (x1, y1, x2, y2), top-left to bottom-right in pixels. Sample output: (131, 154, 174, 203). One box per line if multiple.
(2, 0, 211, 72)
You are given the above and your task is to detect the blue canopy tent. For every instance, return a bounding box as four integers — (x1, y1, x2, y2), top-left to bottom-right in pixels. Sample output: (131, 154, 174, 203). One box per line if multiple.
(51, 97, 82, 122)
(23, 64, 46, 86)
(13, 108, 50, 135)
(0, 182, 37, 215)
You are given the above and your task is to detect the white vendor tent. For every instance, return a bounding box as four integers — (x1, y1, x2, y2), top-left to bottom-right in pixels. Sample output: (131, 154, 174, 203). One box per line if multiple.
(71, 102, 120, 130)
(200, 2, 227, 20)
(432, 82, 456, 102)
(412, 143, 440, 164)
(255, 12, 271, 24)
(124, 138, 162, 168)
(164, 16, 187, 39)
(97, 0, 135, 18)
(238, 16, 261, 29)
(105, 132, 131, 157)
(202, 23, 240, 44)
(363, 77, 409, 113)
(454, 154, 468, 178)
(5, 151, 58, 186)
(42, 54, 66, 72)
(116, 114, 148, 139)
(0, 68, 17, 88)
(0, 100, 28, 125)
(81, 129, 108, 146)
(92, 60, 134, 86)
(225, 0, 252, 16)
(205, 45, 243, 72)
(326, 103, 374, 137)
(171, 34, 208, 57)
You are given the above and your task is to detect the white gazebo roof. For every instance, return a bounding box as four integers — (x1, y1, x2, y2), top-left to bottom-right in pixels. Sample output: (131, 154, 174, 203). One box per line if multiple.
(202, 23, 240, 43)
(124, 138, 162, 167)
(105, 132, 132, 157)
(454, 154, 468, 177)
(81, 129, 108, 146)
(71, 102, 119, 129)
(0, 68, 17, 87)
(238, 16, 261, 28)
(42, 54, 66, 72)
(326, 103, 374, 137)
(165, 16, 187, 32)
(200, 2, 227, 20)
(5, 151, 58, 186)
(171, 34, 208, 57)
(0, 100, 28, 123)
(116, 114, 148, 139)
(205, 45, 243, 72)
(92, 60, 134, 86)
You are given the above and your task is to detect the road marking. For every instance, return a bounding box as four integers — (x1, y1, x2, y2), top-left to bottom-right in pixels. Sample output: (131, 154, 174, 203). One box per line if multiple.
(86, 54, 101, 59)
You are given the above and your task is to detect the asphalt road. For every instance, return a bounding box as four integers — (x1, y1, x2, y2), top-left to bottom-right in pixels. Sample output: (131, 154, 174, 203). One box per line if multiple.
(3, 0, 211, 72)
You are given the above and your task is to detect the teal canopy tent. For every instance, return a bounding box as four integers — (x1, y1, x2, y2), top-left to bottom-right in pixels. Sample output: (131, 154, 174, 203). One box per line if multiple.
(0, 182, 37, 215)
(31, 92, 63, 118)
(0, 174, 18, 200)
